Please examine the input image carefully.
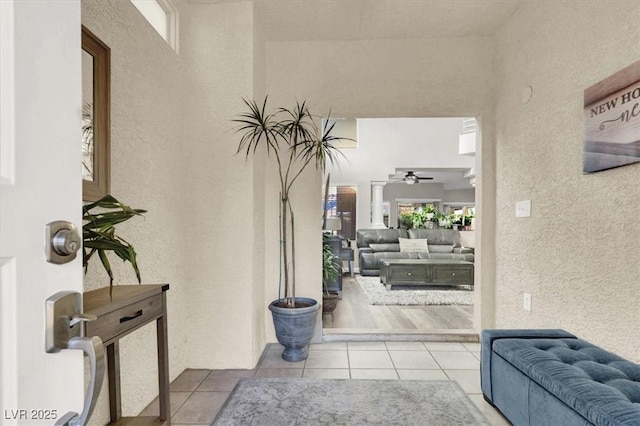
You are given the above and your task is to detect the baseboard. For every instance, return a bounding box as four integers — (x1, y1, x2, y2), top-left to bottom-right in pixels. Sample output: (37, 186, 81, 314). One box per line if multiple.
(322, 329, 479, 343)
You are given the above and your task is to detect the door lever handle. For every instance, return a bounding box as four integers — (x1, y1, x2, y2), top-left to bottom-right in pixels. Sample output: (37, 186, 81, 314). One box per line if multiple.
(45, 292, 105, 426)
(69, 313, 97, 327)
(55, 336, 105, 426)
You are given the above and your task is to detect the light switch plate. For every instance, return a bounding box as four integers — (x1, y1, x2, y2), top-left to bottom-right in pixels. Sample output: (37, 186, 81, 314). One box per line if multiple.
(523, 292, 532, 311)
(516, 200, 531, 217)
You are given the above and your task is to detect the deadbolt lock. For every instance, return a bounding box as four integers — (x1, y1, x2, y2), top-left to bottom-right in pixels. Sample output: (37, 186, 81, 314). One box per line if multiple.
(46, 221, 81, 264)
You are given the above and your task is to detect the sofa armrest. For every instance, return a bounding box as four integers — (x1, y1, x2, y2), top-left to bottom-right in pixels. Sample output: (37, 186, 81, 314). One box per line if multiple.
(358, 247, 373, 255)
(480, 329, 576, 401)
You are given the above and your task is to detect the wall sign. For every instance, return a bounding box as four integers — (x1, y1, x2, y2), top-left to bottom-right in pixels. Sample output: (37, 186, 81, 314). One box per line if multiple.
(583, 60, 640, 173)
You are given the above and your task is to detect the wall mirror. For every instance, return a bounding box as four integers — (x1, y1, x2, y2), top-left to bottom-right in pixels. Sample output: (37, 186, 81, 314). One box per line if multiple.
(82, 26, 110, 201)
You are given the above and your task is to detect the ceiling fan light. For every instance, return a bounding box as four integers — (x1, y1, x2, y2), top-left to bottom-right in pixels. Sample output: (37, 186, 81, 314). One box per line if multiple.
(404, 175, 418, 185)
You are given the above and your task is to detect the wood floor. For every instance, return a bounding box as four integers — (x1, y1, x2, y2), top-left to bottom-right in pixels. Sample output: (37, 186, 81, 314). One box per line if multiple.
(323, 275, 474, 333)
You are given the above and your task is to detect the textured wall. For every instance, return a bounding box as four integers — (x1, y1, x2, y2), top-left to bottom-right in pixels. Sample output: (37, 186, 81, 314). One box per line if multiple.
(265, 35, 497, 331)
(493, 0, 640, 361)
(82, 0, 189, 422)
(180, 1, 265, 368)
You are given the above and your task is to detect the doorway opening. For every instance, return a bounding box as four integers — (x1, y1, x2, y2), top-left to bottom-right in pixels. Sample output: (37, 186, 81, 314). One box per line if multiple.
(322, 117, 479, 341)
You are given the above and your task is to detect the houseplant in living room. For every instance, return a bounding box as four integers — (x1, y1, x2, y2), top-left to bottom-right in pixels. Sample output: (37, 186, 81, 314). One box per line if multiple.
(83, 195, 146, 297)
(322, 233, 341, 315)
(233, 97, 346, 361)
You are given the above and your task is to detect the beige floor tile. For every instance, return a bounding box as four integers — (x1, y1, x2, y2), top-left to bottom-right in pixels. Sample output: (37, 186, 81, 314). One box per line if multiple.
(431, 351, 479, 369)
(350, 369, 398, 380)
(468, 394, 511, 426)
(267, 343, 285, 352)
(397, 369, 449, 381)
(254, 368, 303, 378)
(347, 341, 387, 350)
(170, 369, 211, 392)
(389, 350, 439, 369)
(348, 350, 394, 369)
(424, 342, 468, 351)
(472, 351, 481, 360)
(445, 369, 482, 394)
(172, 391, 229, 424)
(259, 348, 306, 369)
(138, 391, 191, 417)
(305, 350, 350, 368)
(303, 369, 351, 379)
(309, 342, 347, 351)
(385, 341, 428, 351)
(462, 343, 481, 351)
(196, 369, 256, 392)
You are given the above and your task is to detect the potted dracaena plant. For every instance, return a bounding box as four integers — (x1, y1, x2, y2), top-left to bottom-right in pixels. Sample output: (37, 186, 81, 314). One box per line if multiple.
(233, 97, 346, 361)
(83, 195, 146, 297)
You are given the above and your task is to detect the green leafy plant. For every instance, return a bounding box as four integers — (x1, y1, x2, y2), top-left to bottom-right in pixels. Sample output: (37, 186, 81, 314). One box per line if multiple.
(83, 195, 146, 295)
(398, 212, 414, 229)
(463, 213, 475, 226)
(322, 235, 340, 294)
(233, 97, 347, 308)
(411, 209, 428, 229)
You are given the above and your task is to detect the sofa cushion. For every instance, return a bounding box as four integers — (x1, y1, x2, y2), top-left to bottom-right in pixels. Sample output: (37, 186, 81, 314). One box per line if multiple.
(356, 229, 408, 248)
(428, 245, 455, 253)
(399, 238, 428, 253)
(369, 243, 400, 252)
(408, 229, 460, 246)
(493, 337, 640, 425)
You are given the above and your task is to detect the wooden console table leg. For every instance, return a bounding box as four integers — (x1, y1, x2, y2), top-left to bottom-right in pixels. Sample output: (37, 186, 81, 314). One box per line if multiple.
(157, 294, 170, 422)
(107, 341, 121, 423)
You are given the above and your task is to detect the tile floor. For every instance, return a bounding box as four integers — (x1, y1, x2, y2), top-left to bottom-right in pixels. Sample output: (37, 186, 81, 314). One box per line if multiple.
(140, 341, 511, 425)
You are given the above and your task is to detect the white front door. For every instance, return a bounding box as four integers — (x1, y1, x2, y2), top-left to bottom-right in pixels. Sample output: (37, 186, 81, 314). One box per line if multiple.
(1, 0, 84, 424)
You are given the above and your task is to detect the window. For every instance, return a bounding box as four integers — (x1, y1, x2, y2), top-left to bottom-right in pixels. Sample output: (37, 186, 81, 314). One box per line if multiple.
(131, 0, 178, 52)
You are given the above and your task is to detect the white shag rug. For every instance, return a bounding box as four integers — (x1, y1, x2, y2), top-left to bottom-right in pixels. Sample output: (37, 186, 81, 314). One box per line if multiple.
(357, 276, 473, 306)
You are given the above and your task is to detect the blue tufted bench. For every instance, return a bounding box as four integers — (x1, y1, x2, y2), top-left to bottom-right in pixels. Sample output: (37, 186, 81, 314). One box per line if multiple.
(481, 329, 640, 425)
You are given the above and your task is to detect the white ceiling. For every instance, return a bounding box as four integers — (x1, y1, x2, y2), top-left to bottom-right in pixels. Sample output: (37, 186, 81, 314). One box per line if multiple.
(193, 0, 522, 41)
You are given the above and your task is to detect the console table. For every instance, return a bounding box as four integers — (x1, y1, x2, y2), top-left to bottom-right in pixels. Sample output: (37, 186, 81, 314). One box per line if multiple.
(83, 284, 170, 424)
(380, 259, 473, 290)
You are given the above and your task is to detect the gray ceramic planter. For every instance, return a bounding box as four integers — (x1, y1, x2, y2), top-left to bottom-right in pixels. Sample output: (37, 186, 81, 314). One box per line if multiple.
(269, 297, 319, 362)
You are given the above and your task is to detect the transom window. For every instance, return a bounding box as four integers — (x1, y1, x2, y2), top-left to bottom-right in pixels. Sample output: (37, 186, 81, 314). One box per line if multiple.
(131, 0, 178, 52)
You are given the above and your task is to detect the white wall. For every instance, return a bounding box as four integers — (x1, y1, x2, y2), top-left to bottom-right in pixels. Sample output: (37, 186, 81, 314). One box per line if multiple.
(493, 0, 640, 361)
(82, 0, 267, 423)
(82, 0, 190, 422)
(181, 1, 266, 368)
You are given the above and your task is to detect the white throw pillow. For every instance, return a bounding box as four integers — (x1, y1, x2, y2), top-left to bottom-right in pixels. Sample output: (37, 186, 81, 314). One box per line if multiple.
(398, 238, 429, 253)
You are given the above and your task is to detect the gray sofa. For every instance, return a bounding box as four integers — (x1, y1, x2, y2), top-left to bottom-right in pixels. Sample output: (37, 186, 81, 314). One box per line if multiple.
(481, 329, 640, 425)
(356, 228, 474, 276)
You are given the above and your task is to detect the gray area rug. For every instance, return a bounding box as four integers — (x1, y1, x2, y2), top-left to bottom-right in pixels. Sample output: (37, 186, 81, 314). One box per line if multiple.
(357, 276, 473, 306)
(213, 378, 489, 425)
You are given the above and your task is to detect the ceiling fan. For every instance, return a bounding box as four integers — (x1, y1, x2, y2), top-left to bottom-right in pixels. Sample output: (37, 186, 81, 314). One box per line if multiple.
(395, 171, 434, 185)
